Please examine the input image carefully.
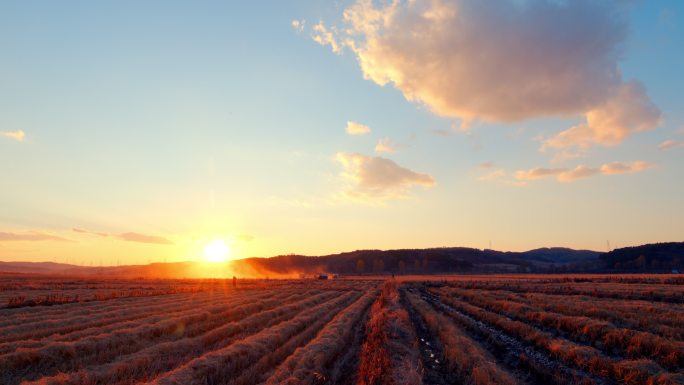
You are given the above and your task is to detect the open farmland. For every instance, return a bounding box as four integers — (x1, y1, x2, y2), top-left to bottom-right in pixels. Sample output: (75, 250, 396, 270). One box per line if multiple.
(1, 275, 683, 385)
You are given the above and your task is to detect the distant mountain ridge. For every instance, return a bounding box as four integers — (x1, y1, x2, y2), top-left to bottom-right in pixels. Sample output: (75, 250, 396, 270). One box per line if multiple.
(1, 242, 682, 277)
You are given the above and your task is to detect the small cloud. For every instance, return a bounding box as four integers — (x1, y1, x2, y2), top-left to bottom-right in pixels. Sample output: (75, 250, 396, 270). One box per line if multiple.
(374, 137, 396, 153)
(237, 234, 255, 242)
(430, 128, 453, 137)
(478, 169, 506, 181)
(345, 121, 371, 135)
(479, 162, 493, 170)
(291, 19, 305, 33)
(658, 139, 683, 151)
(336, 152, 434, 201)
(1, 130, 25, 142)
(118, 232, 173, 245)
(312, 22, 341, 54)
(0, 231, 71, 242)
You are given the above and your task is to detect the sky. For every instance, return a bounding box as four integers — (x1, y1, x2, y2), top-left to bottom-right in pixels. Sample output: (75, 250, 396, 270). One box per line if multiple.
(1, 0, 683, 265)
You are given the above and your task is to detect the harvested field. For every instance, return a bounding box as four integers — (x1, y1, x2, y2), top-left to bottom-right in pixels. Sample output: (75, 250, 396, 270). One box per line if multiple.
(1, 275, 682, 385)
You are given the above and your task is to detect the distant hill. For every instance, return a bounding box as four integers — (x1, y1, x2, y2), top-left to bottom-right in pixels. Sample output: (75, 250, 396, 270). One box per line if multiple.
(2, 242, 682, 277)
(239, 246, 602, 276)
(600, 242, 684, 272)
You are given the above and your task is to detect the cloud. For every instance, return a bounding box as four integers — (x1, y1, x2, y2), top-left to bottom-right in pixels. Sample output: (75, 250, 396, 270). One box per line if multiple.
(1, 130, 25, 142)
(317, 0, 659, 149)
(0, 231, 71, 242)
(345, 120, 371, 135)
(542, 82, 661, 151)
(291, 19, 305, 33)
(237, 234, 255, 242)
(336, 152, 434, 200)
(658, 139, 684, 151)
(430, 128, 454, 137)
(478, 169, 506, 181)
(557, 165, 600, 182)
(374, 137, 396, 153)
(514, 167, 565, 181)
(515, 161, 652, 183)
(72, 228, 109, 237)
(72, 227, 171, 243)
(600, 160, 652, 175)
(118, 232, 173, 245)
(312, 22, 341, 53)
(479, 162, 493, 170)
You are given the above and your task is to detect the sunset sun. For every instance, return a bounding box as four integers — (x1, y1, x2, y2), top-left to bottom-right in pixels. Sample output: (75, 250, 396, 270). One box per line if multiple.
(203, 239, 230, 263)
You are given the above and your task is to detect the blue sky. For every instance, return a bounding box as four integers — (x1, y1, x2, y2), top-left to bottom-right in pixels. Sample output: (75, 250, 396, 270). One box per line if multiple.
(1, 1, 682, 264)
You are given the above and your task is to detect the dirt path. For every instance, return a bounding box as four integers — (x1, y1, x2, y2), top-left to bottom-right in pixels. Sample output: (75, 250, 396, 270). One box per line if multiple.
(329, 301, 373, 385)
(418, 288, 613, 385)
(400, 289, 453, 385)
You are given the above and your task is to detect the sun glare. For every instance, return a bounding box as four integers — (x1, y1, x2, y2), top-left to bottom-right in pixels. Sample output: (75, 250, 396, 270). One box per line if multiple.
(204, 239, 230, 263)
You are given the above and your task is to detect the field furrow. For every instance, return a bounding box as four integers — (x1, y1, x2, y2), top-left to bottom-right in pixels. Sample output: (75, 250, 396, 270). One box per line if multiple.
(406, 289, 522, 385)
(438, 286, 684, 370)
(431, 287, 684, 385)
(261, 289, 376, 385)
(144, 290, 361, 385)
(0, 289, 325, 385)
(22, 289, 341, 385)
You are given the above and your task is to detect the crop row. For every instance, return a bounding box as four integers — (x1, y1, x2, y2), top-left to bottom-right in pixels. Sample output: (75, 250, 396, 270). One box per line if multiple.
(2, 289, 336, 385)
(439, 286, 684, 370)
(431, 287, 684, 385)
(357, 281, 422, 385)
(446, 281, 684, 303)
(406, 289, 519, 385)
(0, 289, 288, 356)
(25, 289, 344, 385)
(144, 290, 365, 385)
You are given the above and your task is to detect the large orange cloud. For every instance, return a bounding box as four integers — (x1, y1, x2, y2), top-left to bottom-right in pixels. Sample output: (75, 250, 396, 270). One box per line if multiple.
(315, 0, 660, 147)
(543, 82, 661, 151)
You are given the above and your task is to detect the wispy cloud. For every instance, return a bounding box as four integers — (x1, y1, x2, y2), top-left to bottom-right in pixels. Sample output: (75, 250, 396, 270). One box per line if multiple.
(514, 167, 566, 181)
(0, 231, 71, 242)
(72, 228, 109, 237)
(600, 161, 652, 175)
(312, 22, 341, 54)
(336, 152, 434, 200)
(374, 137, 396, 153)
(658, 139, 684, 151)
(557, 165, 600, 182)
(345, 121, 371, 135)
(72, 227, 172, 244)
(478, 169, 506, 182)
(237, 234, 255, 242)
(515, 161, 652, 183)
(118, 232, 173, 245)
(1, 130, 25, 142)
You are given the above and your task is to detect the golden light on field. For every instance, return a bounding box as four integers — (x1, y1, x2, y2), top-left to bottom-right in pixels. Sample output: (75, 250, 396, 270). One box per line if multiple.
(203, 239, 230, 262)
